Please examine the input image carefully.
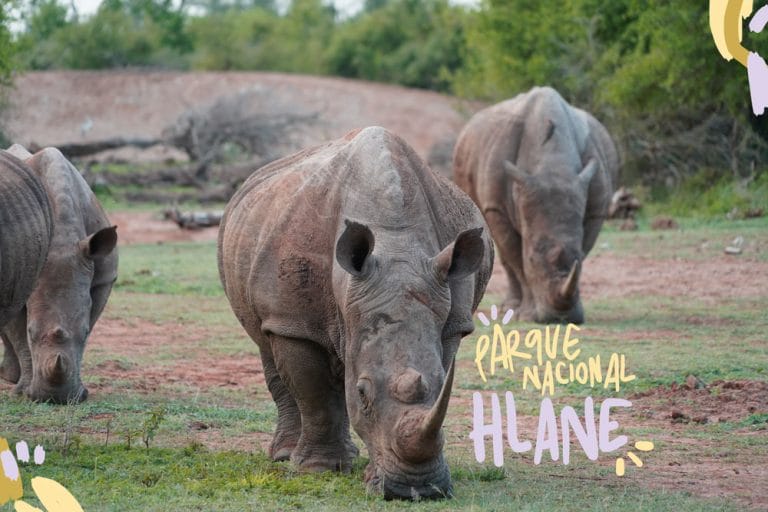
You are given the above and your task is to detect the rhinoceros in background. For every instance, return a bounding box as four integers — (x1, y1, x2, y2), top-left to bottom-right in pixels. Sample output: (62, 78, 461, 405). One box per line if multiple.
(219, 126, 493, 499)
(454, 86, 617, 324)
(0, 151, 53, 331)
(0, 145, 118, 404)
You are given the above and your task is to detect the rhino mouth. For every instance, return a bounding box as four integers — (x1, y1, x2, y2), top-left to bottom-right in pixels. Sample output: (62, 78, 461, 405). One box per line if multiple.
(23, 384, 88, 404)
(365, 458, 452, 500)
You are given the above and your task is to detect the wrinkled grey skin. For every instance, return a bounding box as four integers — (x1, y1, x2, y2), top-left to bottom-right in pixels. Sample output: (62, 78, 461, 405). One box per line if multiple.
(454, 87, 617, 324)
(0, 146, 118, 404)
(0, 151, 53, 330)
(219, 127, 493, 500)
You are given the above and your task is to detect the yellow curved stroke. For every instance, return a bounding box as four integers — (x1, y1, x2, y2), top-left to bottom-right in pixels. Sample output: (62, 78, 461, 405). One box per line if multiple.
(0, 438, 23, 504)
(711, 0, 753, 67)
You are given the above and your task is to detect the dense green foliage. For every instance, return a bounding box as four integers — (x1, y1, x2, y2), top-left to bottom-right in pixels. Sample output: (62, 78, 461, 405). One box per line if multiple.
(457, 0, 768, 184)
(4, 0, 768, 187)
(0, 1, 14, 86)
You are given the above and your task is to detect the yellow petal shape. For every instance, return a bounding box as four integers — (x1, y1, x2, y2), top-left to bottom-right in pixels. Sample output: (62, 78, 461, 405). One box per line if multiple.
(14, 499, 44, 512)
(30, 477, 83, 512)
(635, 440, 654, 452)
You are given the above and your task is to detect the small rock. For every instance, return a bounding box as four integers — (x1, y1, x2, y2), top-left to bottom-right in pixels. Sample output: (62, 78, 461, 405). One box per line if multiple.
(685, 374, 705, 390)
(671, 410, 689, 423)
(620, 218, 637, 231)
(651, 216, 678, 230)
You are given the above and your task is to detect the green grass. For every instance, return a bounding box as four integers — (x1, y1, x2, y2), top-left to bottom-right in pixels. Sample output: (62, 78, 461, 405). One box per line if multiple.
(115, 242, 223, 296)
(1, 212, 766, 511)
(641, 170, 768, 220)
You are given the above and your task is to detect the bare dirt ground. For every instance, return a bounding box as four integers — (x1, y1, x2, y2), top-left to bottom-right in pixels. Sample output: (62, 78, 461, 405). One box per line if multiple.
(4, 71, 475, 162)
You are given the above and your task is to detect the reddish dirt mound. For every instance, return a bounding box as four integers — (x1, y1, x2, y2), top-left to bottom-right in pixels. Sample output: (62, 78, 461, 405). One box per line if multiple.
(6, 71, 475, 160)
(630, 379, 768, 425)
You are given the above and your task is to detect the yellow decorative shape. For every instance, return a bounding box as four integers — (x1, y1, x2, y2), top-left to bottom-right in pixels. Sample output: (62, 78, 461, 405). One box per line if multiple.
(634, 440, 654, 452)
(30, 477, 84, 512)
(710, 0, 753, 67)
(0, 438, 24, 504)
(14, 499, 44, 512)
(627, 451, 643, 468)
(615, 457, 625, 477)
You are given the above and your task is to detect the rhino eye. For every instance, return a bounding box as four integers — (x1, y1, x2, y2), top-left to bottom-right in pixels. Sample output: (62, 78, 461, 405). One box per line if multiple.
(357, 378, 373, 415)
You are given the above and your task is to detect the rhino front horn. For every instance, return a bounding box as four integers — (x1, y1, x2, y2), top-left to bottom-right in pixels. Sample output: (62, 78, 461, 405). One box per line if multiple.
(419, 358, 456, 440)
(49, 354, 67, 385)
(560, 260, 581, 299)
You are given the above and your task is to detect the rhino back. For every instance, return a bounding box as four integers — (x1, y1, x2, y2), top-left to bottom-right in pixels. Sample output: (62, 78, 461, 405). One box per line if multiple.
(0, 151, 54, 327)
(219, 127, 491, 353)
(27, 148, 118, 317)
(455, 87, 617, 230)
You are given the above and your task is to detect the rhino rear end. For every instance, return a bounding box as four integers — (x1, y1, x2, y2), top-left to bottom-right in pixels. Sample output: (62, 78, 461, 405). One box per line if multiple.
(0, 151, 54, 383)
(0, 151, 53, 328)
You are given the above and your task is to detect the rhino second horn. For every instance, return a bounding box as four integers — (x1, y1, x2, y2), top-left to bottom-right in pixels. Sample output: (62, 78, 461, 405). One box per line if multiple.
(560, 260, 581, 300)
(419, 358, 456, 440)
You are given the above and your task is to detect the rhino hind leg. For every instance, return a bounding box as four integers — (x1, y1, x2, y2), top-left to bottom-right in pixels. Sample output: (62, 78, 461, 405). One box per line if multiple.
(0, 337, 20, 383)
(269, 334, 358, 473)
(260, 346, 301, 461)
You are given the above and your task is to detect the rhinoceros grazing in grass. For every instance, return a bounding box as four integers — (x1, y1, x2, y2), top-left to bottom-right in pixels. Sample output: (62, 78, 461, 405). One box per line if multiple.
(218, 126, 493, 499)
(0, 145, 118, 404)
(454, 86, 618, 324)
(0, 151, 53, 330)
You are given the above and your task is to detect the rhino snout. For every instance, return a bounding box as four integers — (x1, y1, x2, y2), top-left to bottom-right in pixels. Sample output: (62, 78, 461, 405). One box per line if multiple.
(25, 383, 88, 404)
(379, 463, 452, 501)
(27, 352, 88, 404)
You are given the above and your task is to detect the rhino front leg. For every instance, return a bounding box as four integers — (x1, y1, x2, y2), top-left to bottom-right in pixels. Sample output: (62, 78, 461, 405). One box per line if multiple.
(270, 334, 358, 473)
(0, 337, 20, 383)
(500, 259, 523, 311)
(0, 311, 32, 394)
(259, 344, 301, 462)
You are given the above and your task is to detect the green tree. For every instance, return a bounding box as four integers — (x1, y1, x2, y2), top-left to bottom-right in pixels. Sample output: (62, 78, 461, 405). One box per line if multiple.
(0, 0, 16, 85)
(328, 0, 469, 92)
(455, 0, 768, 183)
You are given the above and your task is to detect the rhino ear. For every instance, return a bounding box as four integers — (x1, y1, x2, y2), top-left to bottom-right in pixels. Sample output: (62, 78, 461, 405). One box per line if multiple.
(578, 159, 598, 191)
(433, 227, 485, 282)
(503, 160, 530, 187)
(336, 219, 375, 277)
(80, 226, 118, 260)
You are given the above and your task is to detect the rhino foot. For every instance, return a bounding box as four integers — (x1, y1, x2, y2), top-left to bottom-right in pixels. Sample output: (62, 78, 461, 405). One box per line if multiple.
(0, 358, 20, 384)
(0, 340, 20, 383)
(290, 439, 358, 473)
(269, 432, 299, 462)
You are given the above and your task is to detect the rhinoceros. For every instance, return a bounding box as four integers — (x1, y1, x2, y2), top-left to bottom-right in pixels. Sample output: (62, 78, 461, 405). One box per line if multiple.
(0, 151, 53, 331)
(454, 87, 618, 324)
(0, 146, 118, 403)
(218, 126, 493, 499)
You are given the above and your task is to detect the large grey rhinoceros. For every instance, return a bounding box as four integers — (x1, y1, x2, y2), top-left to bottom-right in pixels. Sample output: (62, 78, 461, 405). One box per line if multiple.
(218, 126, 494, 500)
(453, 86, 618, 324)
(0, 145, 118, 404)
(0, 151, 53, 329)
